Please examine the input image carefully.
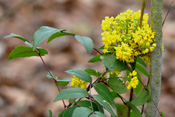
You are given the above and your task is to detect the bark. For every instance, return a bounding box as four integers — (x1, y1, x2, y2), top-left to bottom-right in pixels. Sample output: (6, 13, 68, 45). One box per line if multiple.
(146, 0, 163, 117)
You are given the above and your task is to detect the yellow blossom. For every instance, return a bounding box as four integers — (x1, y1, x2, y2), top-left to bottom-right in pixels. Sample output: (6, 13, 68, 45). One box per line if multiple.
(71, 75, 88, 89)
(111, 69, 121, 76)
(101, 9, 156, 63)
(126, 70, 139, 89)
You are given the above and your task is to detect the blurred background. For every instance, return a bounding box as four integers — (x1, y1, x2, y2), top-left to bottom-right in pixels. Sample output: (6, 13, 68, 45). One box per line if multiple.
(0, 0, 174, 116)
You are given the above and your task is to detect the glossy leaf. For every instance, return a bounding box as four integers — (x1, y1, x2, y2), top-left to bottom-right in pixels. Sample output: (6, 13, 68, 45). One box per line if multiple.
(56, 79, 71, 86)
(75, 35, 94, 53)
(136, 63, 149, 77)
(93, 94, 116, 117)
(160, 112, 165, 117)
(89, 111, 106, 117)
(94, 101, 104, 113)
(108, 78, 127, 94)
(103, 55, 127, 71)
(78, 100, 99, 111)
(63, 105, 79, 117)
(4, 33, 29, 42)
(93, 83, 115, 107)
(85, 68, 101, 77)
(32, 26, 65, 50)
(8, 46, 48, 60)
(48, 109, 52, 117)
(25, 41, 33, 47)
(58, 111, 64, 117)
(72, 107, 92, 117)
(88, 55, 102, 63)
(115, 103, 128, 117)
(54, 88, 88, 102)
(65, 69, 92, 82)
(126, 102, 142, 117)
(47, 32, 75, 43)
(136, 57, 147, 67)
(131, 86, 151, 106)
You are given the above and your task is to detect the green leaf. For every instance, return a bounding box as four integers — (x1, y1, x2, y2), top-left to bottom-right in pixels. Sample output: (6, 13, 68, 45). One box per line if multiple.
(136, 57, 147, 67)
(88, 55, 102, 63)
(94, 101, 104, 113)
(89, 111, 107, 117)
(93, 83, 115, 107)
(103, 55, 127, 71)
(160, 112, 165, 117)
(131, 87, 151, 106)
(47, 32, 75, 43)
(133, 72, 142, 96)
(63, 105, 79, 117)
(75, 35, 94, 53)
(85, 69, 101, 77)
(65, 69, 92, 82)
(4, 33, 29, 42)
(25, 41, 33, 47)
(125, 102, 142, 117)
(32, 26, 65, 50)
(56, 79, 71, 86)
(130, 111, 138, 117)
(115, 103, 128, 117)
(136, 63, 149, 77)
(78, 100, 99, 111)
(72, 107, 92, 117)
(108, 78, 127, 94)
(54, 88, 88, 102)
(48, 109, 52, 117)
(58, 111, 64, 117)
(8, 46, 48, 60)
(93, 94, 116, 117)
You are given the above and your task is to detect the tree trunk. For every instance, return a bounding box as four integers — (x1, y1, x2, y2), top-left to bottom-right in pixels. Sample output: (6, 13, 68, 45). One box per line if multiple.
(146, 0, 163, 117)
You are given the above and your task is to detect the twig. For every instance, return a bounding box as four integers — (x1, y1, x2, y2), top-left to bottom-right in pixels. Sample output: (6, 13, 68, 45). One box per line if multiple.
(37, 51, 66, 109)
(89, 83, 94, 114)
(139, 0, 146, 27)
(93, 47, 102, 55)
(162, 1, 174, 27)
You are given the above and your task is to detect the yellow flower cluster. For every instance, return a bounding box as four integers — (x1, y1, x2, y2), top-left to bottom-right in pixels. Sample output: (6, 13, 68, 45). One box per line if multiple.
(101, 9, 156, 63)
(126, 70, 139, 89)
(110, 69, 121, 76)
(70, 75, 88, 89)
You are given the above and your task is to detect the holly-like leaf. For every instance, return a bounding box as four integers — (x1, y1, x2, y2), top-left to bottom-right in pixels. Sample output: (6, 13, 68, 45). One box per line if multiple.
(115, 103, 128, 117)
(88, 55, 102, 63)
(85, 68, 101, 77)
(136, 57, 147, 67)
(8, 46, 48, 60)
(125, 102, 142, 117)
(78, 100, 99, 111)
(56, 79, 71, 86)
(108, 78, 127, 94)
(47, 32, 75, 43)
(65, 69, 92, 82)
(75, 35, 94, 53)
(4, 33, 29, 42)
(93, 94, 116, 117)
(89, 111, 106, 117)
(63, 105, 79, 117)
(32, 26, 65, 50)
(103, 55, 127, 71)
(136, 63, 149, 77)
(48, 109, 52, 117)
(72, 107, 92, 117)
(131, 86, 151, 106)
(54, 88, 88, 102)
(93, 83, 115, 107)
